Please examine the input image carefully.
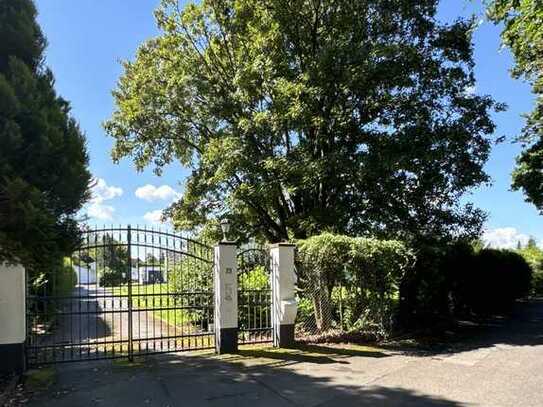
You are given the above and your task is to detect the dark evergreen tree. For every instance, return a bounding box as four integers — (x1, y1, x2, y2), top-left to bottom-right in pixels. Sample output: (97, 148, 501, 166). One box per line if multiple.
(0, 0, 91, 276)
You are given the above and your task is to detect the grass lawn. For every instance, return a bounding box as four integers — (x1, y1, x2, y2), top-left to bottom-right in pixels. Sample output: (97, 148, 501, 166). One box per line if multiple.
(112, 284, 212, 333)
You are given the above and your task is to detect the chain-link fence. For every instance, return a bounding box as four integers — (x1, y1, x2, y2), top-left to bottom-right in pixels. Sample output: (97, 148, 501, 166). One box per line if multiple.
(294, 265, 349, 343)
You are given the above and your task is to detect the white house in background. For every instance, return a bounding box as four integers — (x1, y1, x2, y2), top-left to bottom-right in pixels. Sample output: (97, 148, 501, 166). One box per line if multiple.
(74, 262, 97, 285)
(133, 264, 166, 284)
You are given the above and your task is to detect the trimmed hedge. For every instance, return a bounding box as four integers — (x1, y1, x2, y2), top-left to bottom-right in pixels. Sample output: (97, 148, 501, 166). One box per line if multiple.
(298, 235, 534, 333)
(400, 243, 534, 327)
(297, 233, 414, 337)
(461, 249, 532, 314)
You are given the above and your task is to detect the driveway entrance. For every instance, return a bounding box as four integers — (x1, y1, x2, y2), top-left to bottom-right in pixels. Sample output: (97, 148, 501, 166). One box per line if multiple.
(26, 226, 215, 365)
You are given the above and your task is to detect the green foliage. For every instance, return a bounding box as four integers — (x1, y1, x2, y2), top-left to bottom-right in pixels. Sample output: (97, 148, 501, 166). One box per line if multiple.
(238, 265, 271, 332)
(239, 265, 268, 291)
(516, 242, 543, 295)
(464, 249, 533, 314)
(79, 234, 131, 287)
(169, 256, 213, 293)
(29, 257, 77, 326)
(99, 266, 128, 287)
(399, 241, 473, 326)
(52, 257, 77, 297)
(0, 0, 91, 277)
(168, 256, 214, 328)
(400, 242, 534, 327)
(106, 0, 500, 243)
(297, 233, 414, 337)
(94, 234, 129, 275)
(487, 1, 543, 209)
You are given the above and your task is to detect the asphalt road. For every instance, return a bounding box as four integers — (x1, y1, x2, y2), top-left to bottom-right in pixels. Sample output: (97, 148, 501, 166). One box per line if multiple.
(26, 299, 543, 406)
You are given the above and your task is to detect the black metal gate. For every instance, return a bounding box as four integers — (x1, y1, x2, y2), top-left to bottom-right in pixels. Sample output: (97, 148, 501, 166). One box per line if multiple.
(26, 226, 214, 366)
(237, 244, 273, 344)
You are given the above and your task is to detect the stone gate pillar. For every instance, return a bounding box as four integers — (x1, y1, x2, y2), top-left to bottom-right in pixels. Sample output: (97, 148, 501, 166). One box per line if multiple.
(0, 262, 26, 374)
(214, 242, 238, 353)
(270, 243, 298, 348)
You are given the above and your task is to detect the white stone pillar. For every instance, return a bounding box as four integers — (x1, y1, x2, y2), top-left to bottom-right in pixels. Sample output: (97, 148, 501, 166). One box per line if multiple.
(0, 262, 26, 373)
(214, 242, 238, 353)
(270, 243, 298, 347)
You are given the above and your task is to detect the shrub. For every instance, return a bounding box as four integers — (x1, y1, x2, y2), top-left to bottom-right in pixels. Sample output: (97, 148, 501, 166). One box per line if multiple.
(297, 233, 414, 337)
(461, 249, 532, 314)
(516, 243, 543, 296)
(297, 234, 351, 331)
(400, 243, 534, 328)
(167, 257, 214, 329)
(238, 265, 270, 331)
(532, 270, 543, 296)
(99, 266, 128, 287)
(27, 257, 77, 327)
(398, 241, 474, 327)
(53, 258, 78, 297)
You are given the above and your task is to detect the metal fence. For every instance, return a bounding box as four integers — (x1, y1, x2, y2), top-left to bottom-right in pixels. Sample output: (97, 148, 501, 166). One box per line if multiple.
(26, 226, 215, 366)
(237, 243, 273, 344)
(294, 265, 347, 343)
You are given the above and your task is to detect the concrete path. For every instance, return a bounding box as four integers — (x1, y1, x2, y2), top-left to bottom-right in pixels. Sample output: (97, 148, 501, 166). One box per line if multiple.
(26, 300, 543, 406)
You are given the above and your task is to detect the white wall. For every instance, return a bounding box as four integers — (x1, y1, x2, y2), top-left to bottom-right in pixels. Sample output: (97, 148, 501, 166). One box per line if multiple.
(0, 263, 26, 344)
(75, 263, 97, 285)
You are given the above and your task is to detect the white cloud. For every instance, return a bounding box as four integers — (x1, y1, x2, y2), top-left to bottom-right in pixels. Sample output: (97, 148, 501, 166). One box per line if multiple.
(143, 210, 165, 225)
(135, 184, 180, 202)
(91, 178, 123, 204)
(86, 178, 123, 220)
(482, 227, 530, 249)
(87, 203, 115, 220)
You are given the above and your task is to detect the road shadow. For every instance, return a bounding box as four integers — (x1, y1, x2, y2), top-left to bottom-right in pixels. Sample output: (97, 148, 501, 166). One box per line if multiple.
(26, 351, 466, 407)
(47, 286, 112, 342)
(232, 343, 388, 366)
(27, 286, 114, 364)
(382, 299, 543, 357)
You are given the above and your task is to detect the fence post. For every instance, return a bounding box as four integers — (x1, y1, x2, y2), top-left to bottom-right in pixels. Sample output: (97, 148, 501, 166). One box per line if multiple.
(0, 262, 26, 374)
(214, 242, 238, 353)
(270, 243, 298, 348)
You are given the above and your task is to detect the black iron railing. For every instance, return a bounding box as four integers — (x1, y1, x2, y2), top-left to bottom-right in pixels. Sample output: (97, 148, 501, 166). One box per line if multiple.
(26, 225, 215, 366)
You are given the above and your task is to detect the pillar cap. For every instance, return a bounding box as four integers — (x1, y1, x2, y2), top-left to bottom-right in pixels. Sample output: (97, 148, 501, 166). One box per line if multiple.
(269, 242, 295, 248)
(217, 241, 237, 246)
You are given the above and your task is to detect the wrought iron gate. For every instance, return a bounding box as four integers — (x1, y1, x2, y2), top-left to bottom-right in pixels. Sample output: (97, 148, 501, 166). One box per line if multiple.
(26, 226, 214, 366)
(237, 244, 273, 344)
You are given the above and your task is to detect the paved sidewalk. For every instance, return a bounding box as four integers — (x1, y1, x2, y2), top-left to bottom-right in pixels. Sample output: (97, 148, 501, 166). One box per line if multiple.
(25, 300, 543, 406)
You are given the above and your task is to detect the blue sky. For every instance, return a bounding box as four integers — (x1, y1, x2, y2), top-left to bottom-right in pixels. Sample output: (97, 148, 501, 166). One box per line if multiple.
(34, 0, 540, 248)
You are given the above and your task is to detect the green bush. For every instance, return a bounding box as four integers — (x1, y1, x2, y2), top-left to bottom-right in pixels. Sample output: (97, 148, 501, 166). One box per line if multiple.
(400, 243, 534, 327)
(238, 265, 270, 331)
(399, 241, 474, 327)
(461, 249, 532, 314)
(51, 257, 78, 297)
(27, 257, 77, 328)
(168, 258, 214, 329)
(516, 243, 543, 296)
(98, 266, 128, 287)
(297, 233, 414, 337)
(532, 271, 543, 296)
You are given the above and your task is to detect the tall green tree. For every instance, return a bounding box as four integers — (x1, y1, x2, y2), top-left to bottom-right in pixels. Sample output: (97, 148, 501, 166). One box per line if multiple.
(0, 0, 91, 273)
(106, 0, 501, 242)
(488, 1, 543, 209)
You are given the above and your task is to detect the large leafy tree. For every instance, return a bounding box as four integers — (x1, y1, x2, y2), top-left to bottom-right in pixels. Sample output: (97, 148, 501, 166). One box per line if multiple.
(488, 1, 543, 210)
(106, 0, 500, 243)
(0, 0, 91, 272)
